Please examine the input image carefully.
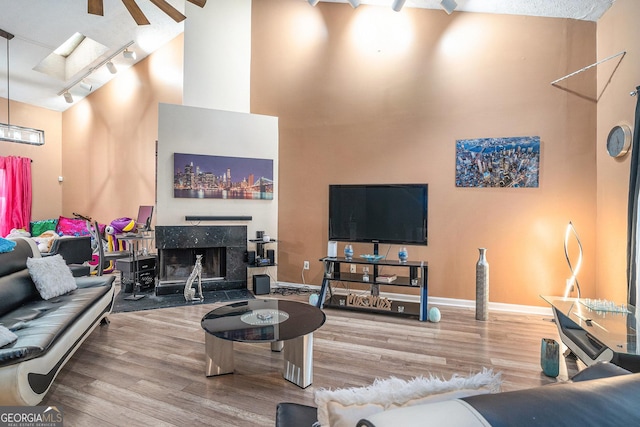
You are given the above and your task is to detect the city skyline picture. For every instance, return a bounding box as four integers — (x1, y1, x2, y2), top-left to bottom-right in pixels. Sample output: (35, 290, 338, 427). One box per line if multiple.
(455, 136, 540, 188)
(173, 152, 274, 200)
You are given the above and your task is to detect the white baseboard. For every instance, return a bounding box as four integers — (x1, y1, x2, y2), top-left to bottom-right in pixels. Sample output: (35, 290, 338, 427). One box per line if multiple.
(274, 281, 552, 316)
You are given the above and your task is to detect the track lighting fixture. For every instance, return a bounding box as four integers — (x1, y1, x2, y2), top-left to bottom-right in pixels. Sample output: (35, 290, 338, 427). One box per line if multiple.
(63, 91, 74, 103)
(347, 0, 360, 8)
(106, 61, 117, 74)
(440, 0, 457, 14)
(307, 0, 320, 6)
(123, 48, 136, 60)
(392, 0, 406, 12)
(56, 41, 133, 106)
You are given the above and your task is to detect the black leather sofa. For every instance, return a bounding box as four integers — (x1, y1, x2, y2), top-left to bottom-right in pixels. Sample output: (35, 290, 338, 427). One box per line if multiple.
(276, 362, 640, 426)
(0, 237, 115, 405)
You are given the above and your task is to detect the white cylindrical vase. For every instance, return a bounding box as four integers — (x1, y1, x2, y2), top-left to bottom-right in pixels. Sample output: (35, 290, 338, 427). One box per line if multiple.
(328, 241, 337, 258)
(476, 247, 489, 321)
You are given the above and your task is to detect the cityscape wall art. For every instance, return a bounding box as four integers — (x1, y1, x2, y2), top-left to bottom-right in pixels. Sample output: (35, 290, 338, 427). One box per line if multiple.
(173, 152, 274, 200)
(455, 136, 540, 188)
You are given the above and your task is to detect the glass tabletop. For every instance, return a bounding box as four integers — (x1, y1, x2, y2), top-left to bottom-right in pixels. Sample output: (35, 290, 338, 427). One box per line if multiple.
(201, 299, 326, 343)
(541, 295, 640, 355)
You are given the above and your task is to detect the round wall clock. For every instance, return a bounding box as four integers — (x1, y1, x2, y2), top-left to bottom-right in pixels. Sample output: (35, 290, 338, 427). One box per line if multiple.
(606, 124, 632, 158)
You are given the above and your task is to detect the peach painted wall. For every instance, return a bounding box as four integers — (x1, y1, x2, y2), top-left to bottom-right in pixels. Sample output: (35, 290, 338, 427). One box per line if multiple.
(0, 99, 62, 223)
(596, 0, 640, 303)
(250, 0, 597, 306)
(9, 2, 627, 309)
(60, 34, 183, 226)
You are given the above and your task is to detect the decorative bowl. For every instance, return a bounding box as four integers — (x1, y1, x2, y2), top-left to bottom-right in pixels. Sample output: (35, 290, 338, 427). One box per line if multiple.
(360, 254, 385, 262)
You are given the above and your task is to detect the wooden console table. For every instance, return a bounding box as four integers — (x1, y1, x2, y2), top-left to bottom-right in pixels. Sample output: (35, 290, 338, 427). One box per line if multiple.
(542, 295, 640, 372)
(317, 257, 428, 321)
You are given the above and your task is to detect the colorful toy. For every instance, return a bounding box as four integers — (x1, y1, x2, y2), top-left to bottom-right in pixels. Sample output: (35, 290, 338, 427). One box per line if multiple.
(85, 221, 102, 274)
(102, 218, 135, 273)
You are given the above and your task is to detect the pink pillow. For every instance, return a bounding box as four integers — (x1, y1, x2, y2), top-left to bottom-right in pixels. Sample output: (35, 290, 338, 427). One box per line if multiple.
(55, 216, 90, 236)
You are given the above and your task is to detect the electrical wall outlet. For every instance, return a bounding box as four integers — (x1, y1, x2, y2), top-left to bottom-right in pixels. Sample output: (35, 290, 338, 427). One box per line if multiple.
(303, 261, 310, 270)
(350, 264, 356, 273)
(363, 266, 369, 273)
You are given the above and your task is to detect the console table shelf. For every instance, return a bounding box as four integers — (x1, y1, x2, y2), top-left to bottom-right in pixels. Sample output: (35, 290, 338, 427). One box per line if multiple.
(331, 272, 416, 287)
(316, 257, 428, 321)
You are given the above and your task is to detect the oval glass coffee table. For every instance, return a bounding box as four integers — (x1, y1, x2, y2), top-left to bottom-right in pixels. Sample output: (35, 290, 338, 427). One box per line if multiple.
(201, 299, 326, 388)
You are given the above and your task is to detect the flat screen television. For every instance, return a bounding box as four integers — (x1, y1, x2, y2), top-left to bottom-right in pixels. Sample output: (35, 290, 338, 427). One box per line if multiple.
(328, 184, 428, 246)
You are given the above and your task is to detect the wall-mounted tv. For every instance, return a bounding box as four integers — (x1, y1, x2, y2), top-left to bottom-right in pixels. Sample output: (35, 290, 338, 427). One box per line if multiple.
(328, 184, 428, 246)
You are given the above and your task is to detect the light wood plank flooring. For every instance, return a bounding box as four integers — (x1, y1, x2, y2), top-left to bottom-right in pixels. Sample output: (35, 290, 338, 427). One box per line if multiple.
(41, 292, 574, 426)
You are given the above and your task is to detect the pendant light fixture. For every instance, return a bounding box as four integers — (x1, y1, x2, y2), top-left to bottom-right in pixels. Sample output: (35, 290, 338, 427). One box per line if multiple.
(0, 28, 45, 145)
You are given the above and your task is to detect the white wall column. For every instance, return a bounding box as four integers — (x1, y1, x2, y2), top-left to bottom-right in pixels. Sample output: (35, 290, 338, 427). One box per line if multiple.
(183, 0, 251, 112)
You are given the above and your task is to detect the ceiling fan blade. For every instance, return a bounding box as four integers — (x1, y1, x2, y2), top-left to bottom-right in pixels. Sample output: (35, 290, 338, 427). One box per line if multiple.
(149, 0, 187, 22)
(88, 0, 104, 16)
(121, 0, 150, 25)
(186, 0, 207, 8)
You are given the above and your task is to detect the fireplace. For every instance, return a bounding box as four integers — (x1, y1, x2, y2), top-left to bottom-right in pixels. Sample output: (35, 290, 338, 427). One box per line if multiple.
(155, 225, 247, 295)
(161, 247, 226, 282)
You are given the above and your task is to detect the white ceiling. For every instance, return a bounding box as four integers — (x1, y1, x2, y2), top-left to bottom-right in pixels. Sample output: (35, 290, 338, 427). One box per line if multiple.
(0, 0, 614, 113)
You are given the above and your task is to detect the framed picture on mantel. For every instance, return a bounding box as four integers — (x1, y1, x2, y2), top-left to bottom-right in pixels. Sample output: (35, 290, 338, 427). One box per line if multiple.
(173, 152, 274, 200)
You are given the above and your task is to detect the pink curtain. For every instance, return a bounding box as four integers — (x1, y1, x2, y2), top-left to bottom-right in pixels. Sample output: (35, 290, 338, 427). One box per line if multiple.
(0, 156, 32, 237)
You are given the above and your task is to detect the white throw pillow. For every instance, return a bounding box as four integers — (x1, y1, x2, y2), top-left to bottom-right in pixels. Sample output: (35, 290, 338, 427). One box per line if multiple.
(26, 255, 77, 300)
(314, 368, 502, 427)
(0, 325, 18, 347)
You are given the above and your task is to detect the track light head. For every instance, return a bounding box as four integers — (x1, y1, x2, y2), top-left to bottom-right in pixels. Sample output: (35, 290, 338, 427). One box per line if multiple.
(347, 0, 360, 8)
(123, 49, 136, 60)
(106, 61, 117, 74)
(440, 0, 457, 14)
(79, 79, 92, 92)
(307, 0, 320, 6)
(63, 91, 73, 103)
(391, 0, 406, 12)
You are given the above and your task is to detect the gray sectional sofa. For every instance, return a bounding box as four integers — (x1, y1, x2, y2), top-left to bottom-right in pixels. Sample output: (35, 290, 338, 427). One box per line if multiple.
(0, 237, 115, 405)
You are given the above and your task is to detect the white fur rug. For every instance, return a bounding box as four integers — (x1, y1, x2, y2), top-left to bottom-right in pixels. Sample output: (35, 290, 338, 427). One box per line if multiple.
(314, 368, 502, 427)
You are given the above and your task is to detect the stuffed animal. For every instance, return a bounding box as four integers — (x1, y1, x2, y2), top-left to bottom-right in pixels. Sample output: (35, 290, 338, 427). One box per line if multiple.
(105, 217, 135, 253)
(97, 217, 135, 274)
(33, 230, 59, 253)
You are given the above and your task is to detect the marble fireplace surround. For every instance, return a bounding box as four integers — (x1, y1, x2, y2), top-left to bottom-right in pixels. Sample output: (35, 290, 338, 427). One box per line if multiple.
(155, 225, 247, 295)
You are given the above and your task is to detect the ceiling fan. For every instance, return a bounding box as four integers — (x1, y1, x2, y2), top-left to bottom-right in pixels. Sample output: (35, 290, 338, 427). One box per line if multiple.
(88, 0, 207, 25)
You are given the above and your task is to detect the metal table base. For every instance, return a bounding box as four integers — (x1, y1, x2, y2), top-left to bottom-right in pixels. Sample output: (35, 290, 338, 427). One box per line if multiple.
(204, 332, 315, 388)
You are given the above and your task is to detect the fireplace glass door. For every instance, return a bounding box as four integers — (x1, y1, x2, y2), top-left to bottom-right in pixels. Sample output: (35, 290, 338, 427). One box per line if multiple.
(160, 247, 226, 283)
